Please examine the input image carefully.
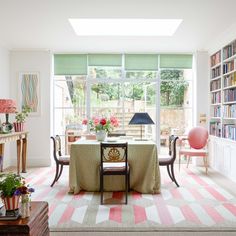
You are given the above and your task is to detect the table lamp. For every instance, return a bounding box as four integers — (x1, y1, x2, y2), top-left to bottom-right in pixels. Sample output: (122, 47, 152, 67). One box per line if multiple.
(129, 112, 154, 140)
(0, 99, 17, 133)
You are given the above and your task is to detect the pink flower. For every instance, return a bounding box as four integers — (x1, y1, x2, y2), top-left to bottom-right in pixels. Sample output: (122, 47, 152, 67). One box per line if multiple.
(93, 117, 100, 126)
(82, 119, 88, 125)
(110, 116, 119, 127)
(100, 118, 107, 126)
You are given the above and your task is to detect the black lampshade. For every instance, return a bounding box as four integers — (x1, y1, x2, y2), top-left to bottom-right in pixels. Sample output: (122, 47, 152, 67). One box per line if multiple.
(129, 112, 154, 125)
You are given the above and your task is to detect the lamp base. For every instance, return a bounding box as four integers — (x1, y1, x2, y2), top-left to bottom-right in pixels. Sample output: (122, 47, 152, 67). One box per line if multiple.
(0, 123, 13, 134)
(0, 114, 13, 134)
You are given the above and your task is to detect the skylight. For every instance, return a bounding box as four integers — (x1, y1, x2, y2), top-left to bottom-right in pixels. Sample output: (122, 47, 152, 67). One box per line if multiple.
(68, 19, 183, 36)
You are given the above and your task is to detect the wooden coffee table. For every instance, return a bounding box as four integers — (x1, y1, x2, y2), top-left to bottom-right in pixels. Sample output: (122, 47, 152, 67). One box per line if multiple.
(0, 201, 49, 236)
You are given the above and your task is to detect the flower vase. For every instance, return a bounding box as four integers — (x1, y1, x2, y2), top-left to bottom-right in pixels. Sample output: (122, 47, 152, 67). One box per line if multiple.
(96, 130, 107, 141)
(2, 195, 20, 211)
(20, 194, 30, 218)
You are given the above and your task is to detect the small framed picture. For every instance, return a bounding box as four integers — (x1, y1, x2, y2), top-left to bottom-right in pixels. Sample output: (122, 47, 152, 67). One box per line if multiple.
(19, 72, 40, 116)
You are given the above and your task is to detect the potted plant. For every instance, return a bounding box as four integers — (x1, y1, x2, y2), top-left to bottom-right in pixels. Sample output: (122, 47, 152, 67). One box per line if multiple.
(14, 106, 31, 132)
(0, 173, 34, 214)
(0, 173, 23, 211)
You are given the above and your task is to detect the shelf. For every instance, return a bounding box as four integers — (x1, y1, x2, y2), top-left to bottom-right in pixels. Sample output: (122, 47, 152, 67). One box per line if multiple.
(223, 69, 236, 76)
(211, 117, 221, 119)
(211, 63, 221, 69)
(210, 88, 221, 93)
(223, 117, 236, 120)
(211, 103, 221, 106)
(223, 101, 236, 105)
(223, 85, 236, 90)
(223, 54, 236, 63)
(211, 75, 221, 81)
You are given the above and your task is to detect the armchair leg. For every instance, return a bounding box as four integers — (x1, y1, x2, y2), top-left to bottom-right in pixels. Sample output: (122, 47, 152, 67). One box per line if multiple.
(187, 156, 191, 168)
(203, 156, 208, 174)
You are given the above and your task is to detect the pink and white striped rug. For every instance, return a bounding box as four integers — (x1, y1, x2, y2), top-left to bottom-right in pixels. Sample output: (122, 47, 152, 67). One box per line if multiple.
(23, 166, 236, 233)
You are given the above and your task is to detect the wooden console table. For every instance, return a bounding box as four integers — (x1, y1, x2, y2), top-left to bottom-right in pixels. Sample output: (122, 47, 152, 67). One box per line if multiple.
(0, 201, 49, 236)
(0, 131, 28, 174)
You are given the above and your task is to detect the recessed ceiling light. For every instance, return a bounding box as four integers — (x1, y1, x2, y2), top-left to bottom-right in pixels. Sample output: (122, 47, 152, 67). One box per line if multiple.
(68, 18, 183, 36)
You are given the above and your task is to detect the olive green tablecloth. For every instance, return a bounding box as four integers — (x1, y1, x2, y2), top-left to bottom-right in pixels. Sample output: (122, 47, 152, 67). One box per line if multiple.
(69, 139, 161, 194)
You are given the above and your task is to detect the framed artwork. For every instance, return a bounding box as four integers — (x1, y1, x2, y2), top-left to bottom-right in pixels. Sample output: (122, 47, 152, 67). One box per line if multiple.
(19, 72, 40, 116)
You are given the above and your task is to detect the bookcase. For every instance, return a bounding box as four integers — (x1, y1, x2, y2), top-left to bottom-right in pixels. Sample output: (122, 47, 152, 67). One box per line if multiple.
(210, 39, 236, 141)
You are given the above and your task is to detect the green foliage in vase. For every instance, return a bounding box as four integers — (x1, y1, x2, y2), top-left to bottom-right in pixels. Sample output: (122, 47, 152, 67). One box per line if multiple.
(0, 173, 23, 197)
(15, 106, 31, 123)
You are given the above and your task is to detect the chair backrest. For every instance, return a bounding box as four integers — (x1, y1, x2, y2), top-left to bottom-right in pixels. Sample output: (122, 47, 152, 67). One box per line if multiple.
(169, 136, 179, 162)
(100, 142, 128, 169)
(188, 126, 208, 149)
(50, 135, 62, 162)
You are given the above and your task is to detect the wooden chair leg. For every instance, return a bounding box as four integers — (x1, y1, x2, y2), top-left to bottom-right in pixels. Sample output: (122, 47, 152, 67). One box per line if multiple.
(179, 153, 181, 171)
(125, 173, 128, 204)
(171, 164, 179, 187)
(56, 164, 63, 181)
(128, 171, 131, 192)
(51, 163, 59, 187)
(100, 173, 103, 205)
(167, 165, 174, 181)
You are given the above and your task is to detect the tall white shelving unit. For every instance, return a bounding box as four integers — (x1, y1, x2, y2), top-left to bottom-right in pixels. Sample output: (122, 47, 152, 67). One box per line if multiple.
(209, 40, 236, 182)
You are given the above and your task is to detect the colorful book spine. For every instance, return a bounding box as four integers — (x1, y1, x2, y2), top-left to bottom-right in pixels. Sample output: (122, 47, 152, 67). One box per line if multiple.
(210, 122, 221, 137)
(211, 79, 221, 91)
(224, 88, 236, 102)
(211, 91, 221, 104)
(223, 124, 236, 140)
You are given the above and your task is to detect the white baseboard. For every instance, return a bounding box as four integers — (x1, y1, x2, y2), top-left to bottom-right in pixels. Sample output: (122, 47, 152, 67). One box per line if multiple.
(9, 156, 51, 168)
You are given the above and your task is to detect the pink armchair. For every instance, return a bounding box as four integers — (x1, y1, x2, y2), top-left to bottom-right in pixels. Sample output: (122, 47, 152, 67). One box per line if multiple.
(179, 126, 209, 173)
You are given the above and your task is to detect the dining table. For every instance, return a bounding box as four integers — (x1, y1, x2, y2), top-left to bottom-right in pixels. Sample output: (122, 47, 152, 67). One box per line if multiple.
(69, 138, 161, 194)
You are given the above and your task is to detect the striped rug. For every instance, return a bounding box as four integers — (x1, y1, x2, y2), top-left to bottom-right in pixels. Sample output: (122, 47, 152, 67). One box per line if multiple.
(22, 166, 236, 232)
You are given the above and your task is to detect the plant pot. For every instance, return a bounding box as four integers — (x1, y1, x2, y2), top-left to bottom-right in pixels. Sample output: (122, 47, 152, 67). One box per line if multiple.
(13, 122, 24, 132)
(96, 130, 107, 141)
(2, 195, 20, 211)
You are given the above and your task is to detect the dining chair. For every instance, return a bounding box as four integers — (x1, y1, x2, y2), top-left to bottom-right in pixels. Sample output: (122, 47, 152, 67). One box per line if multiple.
(159, 135, 179, 187)
(50, 135, 70, 187)
(100, 142, 130, 204)
(179, 126, 209, 173)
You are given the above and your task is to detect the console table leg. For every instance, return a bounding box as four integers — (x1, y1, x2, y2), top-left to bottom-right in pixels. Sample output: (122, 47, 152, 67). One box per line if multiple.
(16, 139, 22, 175)
(22, 137, 27, 173)
(0, 143, 4, 172)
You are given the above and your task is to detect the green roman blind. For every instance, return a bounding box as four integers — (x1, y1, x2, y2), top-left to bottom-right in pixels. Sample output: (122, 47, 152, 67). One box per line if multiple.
(54, 54, 87, 75)
(160, 54, 193, 69)
(125, 54, 159, 71)
(88, 54, 122, 66)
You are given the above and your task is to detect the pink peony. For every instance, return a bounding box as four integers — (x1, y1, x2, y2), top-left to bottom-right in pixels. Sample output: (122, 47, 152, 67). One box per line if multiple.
(82, 119, 88, 125)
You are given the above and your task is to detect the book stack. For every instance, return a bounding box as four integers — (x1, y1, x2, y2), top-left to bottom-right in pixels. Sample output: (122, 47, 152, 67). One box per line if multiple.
(223, 124, 236, 140)
(211, 79, 221, 91)
(224, 88, 236, 102)
(212, 66, 221, 78)
(211, 91, 221, 104)
(223, 72, 236, 87)
(210, 122, 221, 137)
(223, 104, 236, 118)
(211, 51, 221, 66)
(213, 106, 221, 117)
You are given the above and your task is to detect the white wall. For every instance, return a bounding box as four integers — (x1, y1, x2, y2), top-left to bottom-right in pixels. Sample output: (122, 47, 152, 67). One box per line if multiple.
(194, 51, 209, 127)
(208, 22, 236, 55)
(10, 50, 51, 167)
(0, 46, 11, 169)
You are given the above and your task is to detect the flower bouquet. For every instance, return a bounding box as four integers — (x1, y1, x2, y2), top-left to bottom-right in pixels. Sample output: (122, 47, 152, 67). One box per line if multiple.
(82, 116, 119, 141)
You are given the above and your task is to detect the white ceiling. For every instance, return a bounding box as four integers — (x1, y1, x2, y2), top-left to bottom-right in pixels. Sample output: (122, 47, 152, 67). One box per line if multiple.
(0, 0, 236, 53)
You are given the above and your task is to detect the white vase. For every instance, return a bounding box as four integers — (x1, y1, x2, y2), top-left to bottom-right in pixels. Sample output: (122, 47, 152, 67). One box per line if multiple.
(96, 130, 107, 141)
(20, 194, 30, 218)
